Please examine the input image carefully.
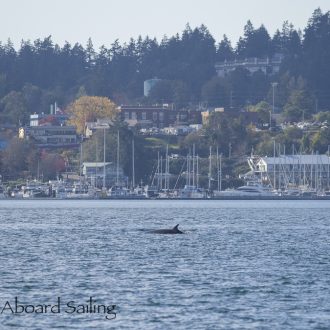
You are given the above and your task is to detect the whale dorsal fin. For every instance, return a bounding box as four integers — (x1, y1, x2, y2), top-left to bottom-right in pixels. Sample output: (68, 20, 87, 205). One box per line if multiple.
(173, 224, 179, 230)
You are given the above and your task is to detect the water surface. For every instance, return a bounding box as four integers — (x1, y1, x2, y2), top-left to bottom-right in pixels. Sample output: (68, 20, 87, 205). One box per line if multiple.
(0, 200, 330, 329)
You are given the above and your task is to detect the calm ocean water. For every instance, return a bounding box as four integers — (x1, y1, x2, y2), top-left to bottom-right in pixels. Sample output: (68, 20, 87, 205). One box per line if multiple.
(0, 200, 330, 329)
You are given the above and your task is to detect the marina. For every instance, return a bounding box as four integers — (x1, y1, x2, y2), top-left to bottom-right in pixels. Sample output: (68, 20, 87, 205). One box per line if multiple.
(1, 145, 330, 200)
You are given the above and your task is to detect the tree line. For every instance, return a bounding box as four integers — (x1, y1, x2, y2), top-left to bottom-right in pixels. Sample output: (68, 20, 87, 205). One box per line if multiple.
(0, 8, 330, 125)
(1, 8, 330, 185)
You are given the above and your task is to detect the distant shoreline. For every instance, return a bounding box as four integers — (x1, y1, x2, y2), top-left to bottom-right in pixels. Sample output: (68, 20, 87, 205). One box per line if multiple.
(1, 196, 330, 201)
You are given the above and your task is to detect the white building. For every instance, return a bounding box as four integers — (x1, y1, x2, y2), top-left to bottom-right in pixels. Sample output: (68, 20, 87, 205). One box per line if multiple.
(252, 154, 330, 190)
(85, 118, 113, 138)
(82, 162, 125, 187)
(144, 78, 162, 97)
(215, 54, 283, 77)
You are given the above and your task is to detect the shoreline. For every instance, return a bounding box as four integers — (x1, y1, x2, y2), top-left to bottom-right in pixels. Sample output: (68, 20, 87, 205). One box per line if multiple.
(1, 196, 330, 201)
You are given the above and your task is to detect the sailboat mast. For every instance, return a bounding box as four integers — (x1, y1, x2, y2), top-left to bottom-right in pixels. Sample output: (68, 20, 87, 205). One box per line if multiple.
(192, 144, 195, 187)
(157, 151, 160, 189)
(217, 147, 219, 191)
(327, 145, 330, 190)
(103, 128, 106, 189)
(116, 130, 119, 185)
(186, 154, 189, 186)
(132, 137, 135, 188)
(165, 144, 169, 190)
(160, 155, 163, 190)
(208, 146, 212, 190)
(188, 151, 191, 186)
(220, 153, 222, 191)
(273, 140, 276, 190)
(196, 154, 199, 189)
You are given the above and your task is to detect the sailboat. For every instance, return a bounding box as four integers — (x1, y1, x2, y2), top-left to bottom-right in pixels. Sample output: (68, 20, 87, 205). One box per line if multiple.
(108, 130, 126, 198)
(0, 183, 7, 199)
(146, 151, 162, 198)
(178, 145, 205, 199)
(108, 132, 147, 199)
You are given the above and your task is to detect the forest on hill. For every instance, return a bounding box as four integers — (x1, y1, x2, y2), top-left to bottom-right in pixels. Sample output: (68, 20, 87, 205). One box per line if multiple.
(0, 8, 329, 125)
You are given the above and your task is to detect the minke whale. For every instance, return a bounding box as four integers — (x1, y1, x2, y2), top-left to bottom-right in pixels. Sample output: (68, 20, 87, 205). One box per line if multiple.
(149, 224, 183, 234)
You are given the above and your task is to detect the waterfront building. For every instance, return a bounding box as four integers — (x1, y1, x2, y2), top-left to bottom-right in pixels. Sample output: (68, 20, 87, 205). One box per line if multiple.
(251, 154, 330, 191)
(82, 162, 125, 188)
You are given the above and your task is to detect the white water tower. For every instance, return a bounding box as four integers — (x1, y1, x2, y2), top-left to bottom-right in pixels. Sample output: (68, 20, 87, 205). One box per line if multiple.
(144, 78, 162, 97)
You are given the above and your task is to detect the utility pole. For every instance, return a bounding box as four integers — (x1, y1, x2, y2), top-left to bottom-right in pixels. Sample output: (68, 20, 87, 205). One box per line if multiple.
(272, 82, 278, 114)
(271, 82, 278, 129)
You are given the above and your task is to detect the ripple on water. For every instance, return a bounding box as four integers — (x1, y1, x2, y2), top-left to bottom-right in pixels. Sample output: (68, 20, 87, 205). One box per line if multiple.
(0, 200, 330, 329)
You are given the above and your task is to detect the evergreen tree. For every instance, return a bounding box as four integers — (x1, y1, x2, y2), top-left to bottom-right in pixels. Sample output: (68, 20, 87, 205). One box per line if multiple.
(0, 9, 329, 116)
(302, 8, 330, 108)
(237, 21, 271, 58)
(216, 35, 234, 61)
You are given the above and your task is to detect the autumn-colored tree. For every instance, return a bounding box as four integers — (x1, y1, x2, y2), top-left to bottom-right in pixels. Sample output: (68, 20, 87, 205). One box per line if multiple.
(40, 153, 66, 180)
(67, 96, 118, 134)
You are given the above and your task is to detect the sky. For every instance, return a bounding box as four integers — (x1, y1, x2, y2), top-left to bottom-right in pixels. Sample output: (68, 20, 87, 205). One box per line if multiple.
(1, 0, 329, 50)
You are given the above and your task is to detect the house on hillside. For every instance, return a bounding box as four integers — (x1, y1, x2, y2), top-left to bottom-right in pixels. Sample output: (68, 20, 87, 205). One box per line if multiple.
(215, 54, 283, 77)
(19, 125, 78, 148)
(19, 109, 78, 149)
(119, 105, 201, 129)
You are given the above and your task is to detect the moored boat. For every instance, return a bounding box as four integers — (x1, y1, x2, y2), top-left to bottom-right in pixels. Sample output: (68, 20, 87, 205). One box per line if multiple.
(213, 180, 276, 198)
